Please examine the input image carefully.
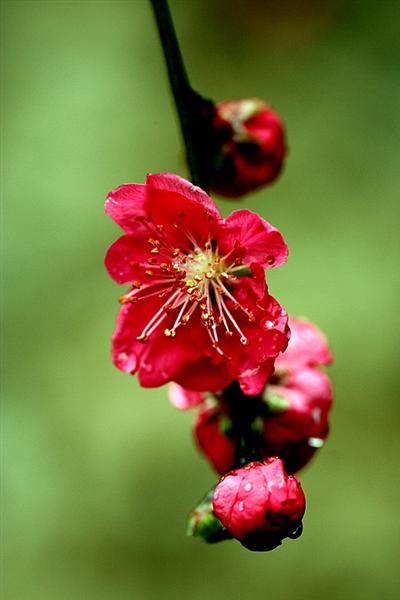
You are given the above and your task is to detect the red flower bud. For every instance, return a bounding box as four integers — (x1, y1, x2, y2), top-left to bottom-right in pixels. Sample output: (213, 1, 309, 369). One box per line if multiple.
(209, 98, 287, 198)
(262, 371, 332, 473)
(212, 458, 305, 551)
(194, 404, 236, 475)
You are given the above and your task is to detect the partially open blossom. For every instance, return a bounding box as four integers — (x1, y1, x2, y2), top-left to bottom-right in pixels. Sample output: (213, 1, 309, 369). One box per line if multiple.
(105, 173, 289, 394)
(213, 458, 305, 551)
(209, 98, 287, 198)
(262, 318, 333, 472)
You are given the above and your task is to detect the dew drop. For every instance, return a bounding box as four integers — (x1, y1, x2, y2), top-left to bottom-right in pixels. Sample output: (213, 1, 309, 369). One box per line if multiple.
(263, 320, 274, 330)
(288, 522, 303, 539)
(266, 255, 275, 265)
(308, 437, 324, 448)
(238, 501, 245, 512)
(244, 483, 252, 492)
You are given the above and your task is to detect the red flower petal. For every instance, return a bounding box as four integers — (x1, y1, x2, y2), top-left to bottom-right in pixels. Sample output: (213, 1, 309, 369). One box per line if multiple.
(111, 303, 151, 373)
(168, 383, 205, 410)
(105, 184, 147, 232)
(174, 355, 233, 392)
(145, 175, 219, 250)
(137, 318, 211, 388)
(216, 210, 288, 268)
(146, 173, 221, 219)
(105, 231, 153, 285)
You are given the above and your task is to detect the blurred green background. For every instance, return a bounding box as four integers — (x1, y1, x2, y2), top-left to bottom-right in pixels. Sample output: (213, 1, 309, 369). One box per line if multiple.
(3, 0, 400, 598)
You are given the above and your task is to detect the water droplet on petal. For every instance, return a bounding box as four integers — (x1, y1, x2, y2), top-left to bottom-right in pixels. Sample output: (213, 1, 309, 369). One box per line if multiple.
(263, 320, 274, 330)
(238, 501, 245, 511)
(288, 522, 303, 539)
(244, 483, 252, 492)
(308, 437, 324, 448)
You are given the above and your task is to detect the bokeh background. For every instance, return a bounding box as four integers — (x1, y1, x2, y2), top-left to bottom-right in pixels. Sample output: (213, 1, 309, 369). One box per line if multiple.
(3, 1, 400, 598)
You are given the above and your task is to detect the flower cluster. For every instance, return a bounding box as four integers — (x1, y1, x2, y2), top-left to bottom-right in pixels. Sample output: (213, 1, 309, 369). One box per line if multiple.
(170, 317, 333, 475)
(105, 103, 333, 553)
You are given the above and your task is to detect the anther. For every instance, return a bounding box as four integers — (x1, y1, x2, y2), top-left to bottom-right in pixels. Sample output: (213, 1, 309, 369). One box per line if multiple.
(145, 270, 153, 277)
(164, 328, 176, 337)
(136, 333, 149, 343)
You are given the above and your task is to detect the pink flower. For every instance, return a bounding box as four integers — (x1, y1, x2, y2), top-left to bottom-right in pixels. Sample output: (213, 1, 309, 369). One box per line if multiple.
(209, 98, 287, 197)
(105, 173, 289, 393)
(263, 318, 333, 472)
(213, 458, 305, 551)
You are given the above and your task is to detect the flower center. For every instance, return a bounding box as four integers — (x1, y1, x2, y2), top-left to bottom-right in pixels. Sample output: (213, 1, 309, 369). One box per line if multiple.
(119, 234, 256, 356)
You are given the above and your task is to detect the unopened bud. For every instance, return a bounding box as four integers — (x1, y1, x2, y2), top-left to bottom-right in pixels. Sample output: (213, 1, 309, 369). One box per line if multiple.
(213, 458, 305, 551)
(208, 98, 287, 198)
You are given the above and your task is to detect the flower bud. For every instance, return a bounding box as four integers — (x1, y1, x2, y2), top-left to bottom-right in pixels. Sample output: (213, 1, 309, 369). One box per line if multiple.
(262, 318, 333, 472)
(194, 404, 236, 475)
(262, 370, 332, 473)
(209, 98, 287, 197)
(213, 458, 305, 551)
